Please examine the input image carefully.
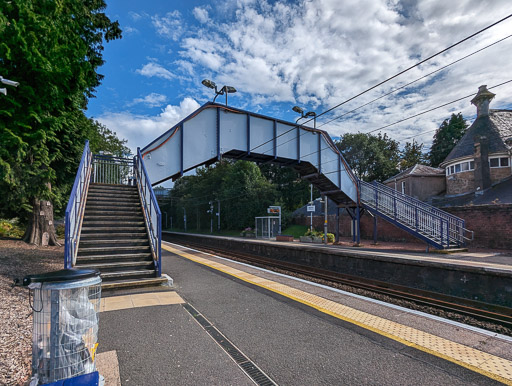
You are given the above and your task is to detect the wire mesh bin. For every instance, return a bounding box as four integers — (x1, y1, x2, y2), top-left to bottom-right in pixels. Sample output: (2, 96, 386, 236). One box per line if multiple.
(23, 269, 101, 385)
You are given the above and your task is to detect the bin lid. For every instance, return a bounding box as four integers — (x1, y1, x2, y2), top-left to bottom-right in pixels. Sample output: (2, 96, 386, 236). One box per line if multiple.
(23, 268, 100, 286)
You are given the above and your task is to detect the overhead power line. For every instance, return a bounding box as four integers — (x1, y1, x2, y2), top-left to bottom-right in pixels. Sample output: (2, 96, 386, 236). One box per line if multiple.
(311, 13, 512, 123)
(317, 34, 512, 129)
(247, 15, 512, 156)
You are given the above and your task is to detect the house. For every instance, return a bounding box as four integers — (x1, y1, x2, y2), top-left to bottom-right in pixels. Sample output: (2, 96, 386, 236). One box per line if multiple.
(383, 164, 445, 201)
(385, 85, 512, 201)
(440, 85, 512, 196)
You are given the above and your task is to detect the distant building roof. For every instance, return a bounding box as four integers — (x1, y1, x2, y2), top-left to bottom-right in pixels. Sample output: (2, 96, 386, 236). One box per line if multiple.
(383, 164, 444, 183)
(442, 109, 512, 165)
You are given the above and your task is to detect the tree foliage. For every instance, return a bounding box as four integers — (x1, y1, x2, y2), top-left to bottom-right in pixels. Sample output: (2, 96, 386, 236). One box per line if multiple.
(428, 113, 468, 167)
(335, 133, 400, 182)
(400, 141, 426, 171)
(0, 0, 121, 243)
(160, 160, 314, 232)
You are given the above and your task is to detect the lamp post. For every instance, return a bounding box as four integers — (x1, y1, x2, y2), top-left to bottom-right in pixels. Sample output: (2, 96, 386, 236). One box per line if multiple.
(202, 79, 237, 106)
(292, 106, 316, 128)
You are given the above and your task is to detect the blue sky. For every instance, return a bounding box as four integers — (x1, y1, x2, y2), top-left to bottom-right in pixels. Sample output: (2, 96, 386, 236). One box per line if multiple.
(88, 0, 512, 155)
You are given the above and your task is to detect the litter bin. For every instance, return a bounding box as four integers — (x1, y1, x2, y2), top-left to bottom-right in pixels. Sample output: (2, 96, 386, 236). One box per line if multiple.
(23, 269, 101, 385)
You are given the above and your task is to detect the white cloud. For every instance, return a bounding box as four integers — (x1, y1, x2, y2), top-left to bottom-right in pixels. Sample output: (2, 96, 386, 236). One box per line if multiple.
(123, 26, 139, 35)
(192, 7, 210, 24)
(168, 0, 512, 147)
(131, 93, 168, 107)
(97, 98, 201, 154)
(136, 63, 175, 81)
(152, 11, 183, 41)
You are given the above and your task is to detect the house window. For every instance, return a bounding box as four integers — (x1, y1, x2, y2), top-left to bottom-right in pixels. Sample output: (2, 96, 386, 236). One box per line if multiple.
(489, 157, 510, 168)
(401, 181, 405, 194)
(446, 160, 475, 175)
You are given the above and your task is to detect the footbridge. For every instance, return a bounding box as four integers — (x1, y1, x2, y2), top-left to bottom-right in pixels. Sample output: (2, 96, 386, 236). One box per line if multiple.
(63, 102, 470, 288)
(141, 102, 470, 250)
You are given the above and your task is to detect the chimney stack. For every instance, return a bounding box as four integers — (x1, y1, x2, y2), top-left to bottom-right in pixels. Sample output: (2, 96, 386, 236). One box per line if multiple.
(471, 85, 495, 117)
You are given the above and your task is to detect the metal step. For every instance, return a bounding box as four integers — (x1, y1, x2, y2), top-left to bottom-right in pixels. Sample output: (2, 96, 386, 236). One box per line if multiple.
(83, 215, 143, 221)
(75, 252, 153, 263)
(89, 183, 137, 190)
(100, 269, 156, 282)
(81, 220, 146, 226)
(76, 260, 154, 271)
(87, 196, 140, 203)
(81, 226, 147, 233)
(79, 239, 149, 246)
(84, 209, 142, 215)
(85, 201, 142, 208)
(101, 276, 169, 290)
(87, 192, 139, 199)
(80, 232, 148, 240)
(78, 245, 151, 256)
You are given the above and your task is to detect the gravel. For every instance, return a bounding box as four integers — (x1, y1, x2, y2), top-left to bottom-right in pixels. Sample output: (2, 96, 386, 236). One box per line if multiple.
(0, 238, 63, 386)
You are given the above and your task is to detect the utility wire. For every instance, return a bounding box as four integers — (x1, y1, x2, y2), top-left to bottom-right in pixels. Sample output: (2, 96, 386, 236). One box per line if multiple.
(316, 34, 512, 128)
(245, 15, 512, 155)
(312, 13, 512, 122)
(364, 79, 512, 135)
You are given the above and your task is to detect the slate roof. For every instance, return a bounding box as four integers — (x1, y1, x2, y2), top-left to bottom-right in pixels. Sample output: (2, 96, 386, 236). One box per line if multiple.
(442, 109, 512, 165)
(383, 164, 444, 183)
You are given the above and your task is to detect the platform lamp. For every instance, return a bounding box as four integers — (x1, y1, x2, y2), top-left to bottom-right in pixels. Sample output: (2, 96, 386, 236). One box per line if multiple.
(293, 106, 318, 236)
(292, 106, 316, 128)
(202, 79, 237, 106)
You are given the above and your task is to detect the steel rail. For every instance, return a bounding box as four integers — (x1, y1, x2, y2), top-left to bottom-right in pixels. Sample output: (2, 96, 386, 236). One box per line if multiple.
(164, 235, 512, 330)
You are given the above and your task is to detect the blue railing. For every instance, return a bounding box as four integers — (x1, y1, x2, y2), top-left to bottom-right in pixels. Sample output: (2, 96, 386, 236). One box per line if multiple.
(64, 141, 92, 268)
(359, 180, 467, 248)
(135, 148, 162, 276)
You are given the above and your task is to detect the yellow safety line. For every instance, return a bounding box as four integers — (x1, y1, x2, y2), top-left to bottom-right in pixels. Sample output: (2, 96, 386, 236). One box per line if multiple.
(163, 243, 512, 384)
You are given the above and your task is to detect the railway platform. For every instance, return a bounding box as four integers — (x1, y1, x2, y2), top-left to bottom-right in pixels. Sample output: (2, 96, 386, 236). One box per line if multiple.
(95, 240, 512, 385)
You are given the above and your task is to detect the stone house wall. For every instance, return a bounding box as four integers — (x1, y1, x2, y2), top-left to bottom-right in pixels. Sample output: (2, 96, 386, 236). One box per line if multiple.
(446, 170, 475, 195)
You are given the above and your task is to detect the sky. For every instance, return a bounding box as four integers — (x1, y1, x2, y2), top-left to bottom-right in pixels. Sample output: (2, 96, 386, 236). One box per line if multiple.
(88, 0, 512, 158)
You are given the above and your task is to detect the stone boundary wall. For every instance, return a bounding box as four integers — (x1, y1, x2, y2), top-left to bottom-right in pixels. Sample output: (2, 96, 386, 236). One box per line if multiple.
(294, 204, 512, 250)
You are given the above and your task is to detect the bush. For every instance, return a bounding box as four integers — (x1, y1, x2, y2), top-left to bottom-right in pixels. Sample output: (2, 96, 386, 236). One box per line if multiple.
(303, 229, 334, 243)
(55, 224, 65, 238)
(0, 219, 25, 238)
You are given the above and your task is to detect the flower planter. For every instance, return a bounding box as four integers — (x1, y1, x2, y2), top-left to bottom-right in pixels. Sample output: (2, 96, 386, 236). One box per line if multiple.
(299, 236, 323, 243)
(276, 235, 294, 242)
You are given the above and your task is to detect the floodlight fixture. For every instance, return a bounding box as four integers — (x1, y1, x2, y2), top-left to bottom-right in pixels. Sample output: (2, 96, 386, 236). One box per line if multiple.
(202, 78, 237, 106)
(292, 106, 304, 115)
(292, 106, 316, 128)
(202, 79, 216, 89)
(0, 88, 6, 96)
(0, 77, 19, 87)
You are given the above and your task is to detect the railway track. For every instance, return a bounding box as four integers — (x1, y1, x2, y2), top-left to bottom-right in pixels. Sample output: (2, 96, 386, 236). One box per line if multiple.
(163, 235, 512, 331)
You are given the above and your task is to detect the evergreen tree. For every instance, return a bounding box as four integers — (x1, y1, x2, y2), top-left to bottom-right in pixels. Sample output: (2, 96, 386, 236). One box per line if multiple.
(400, 140, 426, 171)
(0, 0, 121, 245)
(428, 113, 468, 167)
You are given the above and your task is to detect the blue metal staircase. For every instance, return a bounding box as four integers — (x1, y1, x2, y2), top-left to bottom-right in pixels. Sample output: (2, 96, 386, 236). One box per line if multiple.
(64, 142, 164, 288)
(358, 180, 469, 249)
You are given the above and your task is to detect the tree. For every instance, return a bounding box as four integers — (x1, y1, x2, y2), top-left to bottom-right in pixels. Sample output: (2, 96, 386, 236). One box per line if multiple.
(335, 133, 400, 182)
(87, 119, 131, 157)
(399, 140, 426, 171)
(428, 113, 468, 167)
(0, 0, 121, 245)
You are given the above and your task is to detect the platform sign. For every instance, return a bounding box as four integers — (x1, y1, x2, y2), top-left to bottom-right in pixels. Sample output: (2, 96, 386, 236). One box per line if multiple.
(307, 205, 315, 212)
(267, 207, 280, 214)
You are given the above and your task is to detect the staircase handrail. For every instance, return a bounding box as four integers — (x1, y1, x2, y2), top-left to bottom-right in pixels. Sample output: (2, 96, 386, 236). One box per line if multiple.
(359, 180, 465, 247)
(135, 148, 162, 277)
(368, 180, 463, 223)
(64, 141, 92, 268)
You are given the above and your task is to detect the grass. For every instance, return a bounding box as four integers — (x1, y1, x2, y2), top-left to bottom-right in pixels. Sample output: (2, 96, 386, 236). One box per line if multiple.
(281, 224, 309, 239)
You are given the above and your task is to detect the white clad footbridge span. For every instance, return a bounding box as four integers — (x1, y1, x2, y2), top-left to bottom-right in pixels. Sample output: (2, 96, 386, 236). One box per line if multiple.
(141, 102, 471, 250)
